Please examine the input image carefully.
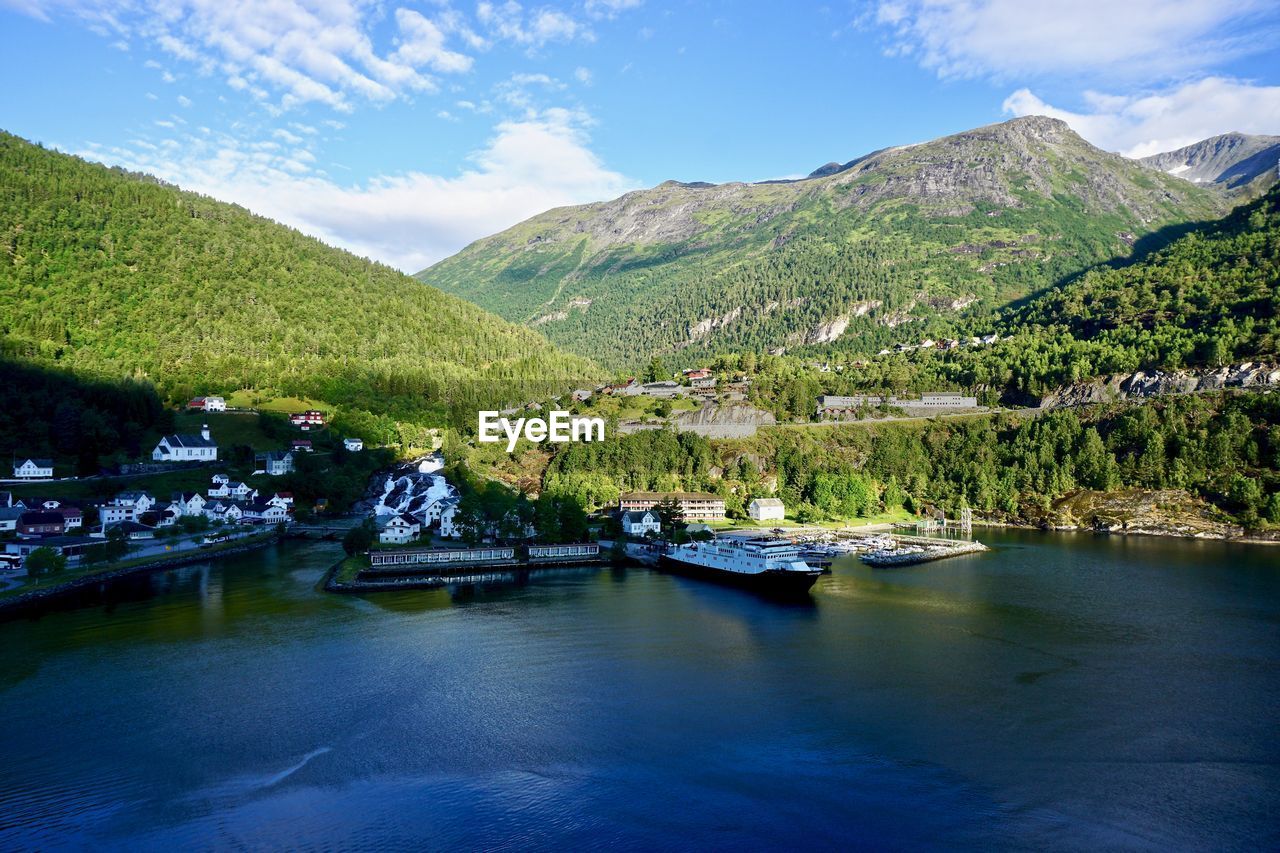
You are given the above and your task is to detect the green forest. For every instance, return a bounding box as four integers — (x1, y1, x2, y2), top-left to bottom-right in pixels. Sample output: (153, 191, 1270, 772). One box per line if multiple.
(694, 184, 1280, 418)
(540, 393, 1280, 530)
(0, 131, 599, 446)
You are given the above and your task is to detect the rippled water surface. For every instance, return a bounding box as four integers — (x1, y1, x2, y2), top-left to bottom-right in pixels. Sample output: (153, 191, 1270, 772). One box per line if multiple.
(1, 530, 1277, 850)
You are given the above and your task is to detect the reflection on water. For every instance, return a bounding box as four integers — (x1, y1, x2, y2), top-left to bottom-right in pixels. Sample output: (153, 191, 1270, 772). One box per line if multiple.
(0, 531, 1277, 850)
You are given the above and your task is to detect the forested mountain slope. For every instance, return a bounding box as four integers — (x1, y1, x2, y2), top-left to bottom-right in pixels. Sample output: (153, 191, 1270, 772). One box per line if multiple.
(0, 131, 597, 432)
(418, 116, 1225, 369)
(782, 183, 1280, 406)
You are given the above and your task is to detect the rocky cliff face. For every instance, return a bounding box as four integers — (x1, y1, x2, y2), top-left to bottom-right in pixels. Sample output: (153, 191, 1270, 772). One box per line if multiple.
(1043, 488, 1244, 539)
(1040, 363, 1280, 408)
(1140, 132, 1280, 190)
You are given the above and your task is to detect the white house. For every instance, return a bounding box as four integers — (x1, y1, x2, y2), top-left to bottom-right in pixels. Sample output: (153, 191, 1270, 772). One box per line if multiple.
(99, 504, 136, 525)
(12, 458, 53, 480)
(211, 473, 230, 485)
(620, 509, 661, 537)
(152, 426, 218, 462)
(207, 480, 230, 498)
(0, 506, 24, 533)
(205, 501, 244, 524)
(111, 491, 155, 516)
(173, 492, 207, 517)
(242, 502, 288, 524)
(263, 451, 294, 476)
(438, 497, 462, 539)
(188, 396, 227, 412)
(228, 481, 257, 501)
(343, 438, 364, 452)
(268, 492, 294, 512)
(379, 513, 421, 545)
(748, 498, 786, 522)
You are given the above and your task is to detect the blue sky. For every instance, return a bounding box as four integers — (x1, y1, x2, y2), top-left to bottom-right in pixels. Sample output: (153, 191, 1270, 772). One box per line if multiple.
(2, 1, 1279, 271)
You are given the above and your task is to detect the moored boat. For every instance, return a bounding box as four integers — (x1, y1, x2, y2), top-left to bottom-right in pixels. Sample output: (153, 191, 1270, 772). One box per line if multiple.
(660, 534, 822, 594)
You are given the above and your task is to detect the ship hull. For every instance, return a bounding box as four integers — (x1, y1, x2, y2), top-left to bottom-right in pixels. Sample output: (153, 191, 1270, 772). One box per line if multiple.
(659, 554, 821, 595)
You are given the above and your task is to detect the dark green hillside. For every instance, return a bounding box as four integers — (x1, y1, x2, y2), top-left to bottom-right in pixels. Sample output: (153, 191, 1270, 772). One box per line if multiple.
(798, 183, 1280, 405)
(419, 116, 1225, 369)
(0, 131, 598, 437)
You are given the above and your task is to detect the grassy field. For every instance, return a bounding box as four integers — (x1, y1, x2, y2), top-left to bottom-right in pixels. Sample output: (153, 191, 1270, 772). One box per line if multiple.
(172, 411, 281, 452)
(224, 391, 332, 415)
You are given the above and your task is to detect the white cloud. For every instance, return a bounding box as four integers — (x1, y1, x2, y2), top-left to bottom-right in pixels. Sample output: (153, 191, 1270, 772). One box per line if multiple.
(12, 0, 479, 112)
(573, 66, 592, 85)
(477, 1, 593, 47)
(176, 94, 192, 107)
(874, 0, 1278, 81)
(1003, 77, 1280, 157)
(83, 111, 636, 272)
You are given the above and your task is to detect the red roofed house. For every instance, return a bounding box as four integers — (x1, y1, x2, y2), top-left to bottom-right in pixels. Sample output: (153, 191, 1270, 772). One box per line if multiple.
(187, 396, 227, 412)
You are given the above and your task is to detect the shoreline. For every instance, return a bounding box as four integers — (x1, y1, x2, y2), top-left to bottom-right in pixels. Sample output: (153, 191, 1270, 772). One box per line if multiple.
(0, 534, 281, 618)
(969, 518, 1280, 545)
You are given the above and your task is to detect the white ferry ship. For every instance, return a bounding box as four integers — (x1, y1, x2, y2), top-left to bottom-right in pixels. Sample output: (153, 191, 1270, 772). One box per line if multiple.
(662, 534, 823, 594)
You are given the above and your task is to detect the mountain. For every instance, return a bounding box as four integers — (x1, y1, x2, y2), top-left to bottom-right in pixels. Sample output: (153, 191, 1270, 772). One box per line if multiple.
(1139, 132, 1280, 193)
(417, 116, 1226, 370)
(0, 131, 597, 433)
(842, 182, 1280, 404)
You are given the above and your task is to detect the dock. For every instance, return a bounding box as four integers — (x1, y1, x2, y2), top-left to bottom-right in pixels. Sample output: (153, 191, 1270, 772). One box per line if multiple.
(329, 542, 607, 592)
(780, 529, 989, 569)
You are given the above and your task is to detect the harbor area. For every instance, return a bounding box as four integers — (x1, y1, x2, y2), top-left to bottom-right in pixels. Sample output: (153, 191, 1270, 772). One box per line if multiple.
(769, 528, 989, 569)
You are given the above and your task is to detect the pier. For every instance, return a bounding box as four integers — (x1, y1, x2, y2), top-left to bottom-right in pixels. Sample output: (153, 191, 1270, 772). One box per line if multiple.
(328, 543, 606, 592)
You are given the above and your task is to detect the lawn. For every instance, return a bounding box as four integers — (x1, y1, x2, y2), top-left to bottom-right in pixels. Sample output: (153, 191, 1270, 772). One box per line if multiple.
(224, 391, 332, 415)
(173, 411, 280, 452)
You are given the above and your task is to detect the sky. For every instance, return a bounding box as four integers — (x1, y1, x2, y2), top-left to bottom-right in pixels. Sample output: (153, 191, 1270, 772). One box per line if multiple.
(2, 1, 1279, 272)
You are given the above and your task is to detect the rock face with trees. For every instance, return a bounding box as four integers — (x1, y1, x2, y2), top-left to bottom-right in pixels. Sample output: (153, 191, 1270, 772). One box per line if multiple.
(419, 116, 1227, 369)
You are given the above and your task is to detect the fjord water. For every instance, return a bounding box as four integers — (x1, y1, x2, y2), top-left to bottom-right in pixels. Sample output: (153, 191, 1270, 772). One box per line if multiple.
(1, 532, 1277, 850)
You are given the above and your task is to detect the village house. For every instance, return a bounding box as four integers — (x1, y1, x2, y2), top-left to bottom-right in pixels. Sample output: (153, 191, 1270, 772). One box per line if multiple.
(187, 396, 227, 412)
(207, 479, 231, 498)
(268, 492, 294, 512)
(619, 509, 662, 537)
(242, 502, 288, 524)
(570, 389, 593, 402)
(602, 378, 639, 395)
(288, 410, 325, 430)
(98, 504, 136, 525)
(228, 481, 257, 501)
(0, 505, 24, 534)
(748, 498, 786, 522)
(18, 510, 65, 538)
(170, 492, 207, 517)
(211, 473, 230, 485)
(106, 520, 156, 541)
(110, 491, 156, 519)
(290, 439, 313, 453)
(618, 491, 727, 521)
(53, 505, 83, 530)
(343, 438, 364, 452)
(152, 425, 218, 462)
(438, 497, 462, 539)
(263, 451, 295, 476)
(204, 501, 244, 525)
(638, 381, 682, 398)
(689, 375, 717, 390)
(379, 513, 421, 545)
(12, 458, 54, 480)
